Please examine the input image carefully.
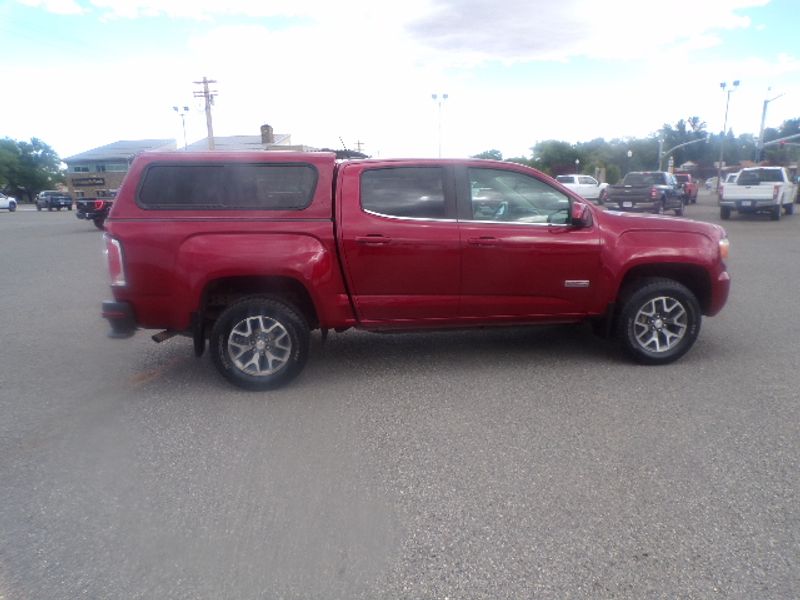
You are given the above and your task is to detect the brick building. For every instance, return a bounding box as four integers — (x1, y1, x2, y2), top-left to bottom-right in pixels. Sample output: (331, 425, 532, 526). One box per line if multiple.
(63, 139, 175, 199)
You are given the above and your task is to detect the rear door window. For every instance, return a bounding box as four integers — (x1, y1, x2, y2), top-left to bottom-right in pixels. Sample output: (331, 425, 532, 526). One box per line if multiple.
(360, 167, 447, 219)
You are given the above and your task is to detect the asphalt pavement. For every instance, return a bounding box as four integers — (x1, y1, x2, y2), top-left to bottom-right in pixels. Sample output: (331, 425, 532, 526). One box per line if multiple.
(0, 193, 797, 598)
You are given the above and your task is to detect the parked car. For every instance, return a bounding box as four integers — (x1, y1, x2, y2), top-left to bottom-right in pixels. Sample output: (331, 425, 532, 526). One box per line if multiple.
(100, 152, 730, 390)
(606, 171, 685, 215)
(674, 173, 699, 204)
(719, 166, 798, 220)
(0, 192, 17, 212)
(555, 174, 609, 204)
(36, 190, 73, 211)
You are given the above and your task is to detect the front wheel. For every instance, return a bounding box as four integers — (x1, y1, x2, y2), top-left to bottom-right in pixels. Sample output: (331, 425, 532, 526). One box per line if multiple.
(8, 202, 16, 212)
(616, 278, 701, 365)
(210, 297, 310, 390)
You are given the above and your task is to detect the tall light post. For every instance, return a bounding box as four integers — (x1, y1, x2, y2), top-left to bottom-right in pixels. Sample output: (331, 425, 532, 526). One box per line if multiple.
(431, 93, 448, 157)
(575, 158, 580, 173)
(756, 88, 785, 162)
(172, 105, 189, 150)
(717, 80, 740, 191)
(626, 150, 632, 175)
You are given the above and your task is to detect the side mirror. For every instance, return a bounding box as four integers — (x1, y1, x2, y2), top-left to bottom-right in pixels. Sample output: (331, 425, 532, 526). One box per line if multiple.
(571, 202, 592, 228)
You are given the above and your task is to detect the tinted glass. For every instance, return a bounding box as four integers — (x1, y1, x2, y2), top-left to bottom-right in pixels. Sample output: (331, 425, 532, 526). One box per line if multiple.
(138, 163, 318, 210)
(361, 167, 446, 219)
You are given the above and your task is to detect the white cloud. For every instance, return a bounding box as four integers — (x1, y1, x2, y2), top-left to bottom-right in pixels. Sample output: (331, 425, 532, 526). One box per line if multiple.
(17, 0, 83, 15)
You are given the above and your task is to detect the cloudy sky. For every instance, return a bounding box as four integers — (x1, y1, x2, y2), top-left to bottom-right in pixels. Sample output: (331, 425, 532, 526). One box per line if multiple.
(2, 0, 798, 160)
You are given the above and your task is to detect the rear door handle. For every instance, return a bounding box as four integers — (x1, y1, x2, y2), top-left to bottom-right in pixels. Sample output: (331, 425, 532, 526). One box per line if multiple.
(355, 235, 392, 245)
(467, 236, 500, 247)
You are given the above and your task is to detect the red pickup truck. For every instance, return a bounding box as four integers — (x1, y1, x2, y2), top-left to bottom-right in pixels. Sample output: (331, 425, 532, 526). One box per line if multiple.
(674, 172, 699, 204)
(102, 152, 730, 389)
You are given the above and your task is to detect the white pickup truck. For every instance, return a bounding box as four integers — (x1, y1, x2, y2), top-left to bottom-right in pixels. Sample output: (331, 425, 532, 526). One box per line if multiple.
(555, 174, 609, 204)
(719, 166, 798, 221)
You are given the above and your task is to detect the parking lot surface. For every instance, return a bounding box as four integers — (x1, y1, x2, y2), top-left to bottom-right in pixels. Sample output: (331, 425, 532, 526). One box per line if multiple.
(0, 193, 798, 598)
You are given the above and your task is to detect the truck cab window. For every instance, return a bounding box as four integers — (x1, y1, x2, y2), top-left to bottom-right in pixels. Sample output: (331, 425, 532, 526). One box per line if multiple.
(469, 168, 570, 225)
(361, 167, 446, 219)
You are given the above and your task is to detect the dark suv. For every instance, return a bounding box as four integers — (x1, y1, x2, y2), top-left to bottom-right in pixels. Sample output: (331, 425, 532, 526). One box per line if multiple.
(36, 190, 73, 211)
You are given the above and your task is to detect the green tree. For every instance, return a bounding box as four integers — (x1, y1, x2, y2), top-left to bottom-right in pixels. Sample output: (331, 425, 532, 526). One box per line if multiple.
(0, 137, 64, 202)
(531, 140, 579, 176)
(471, 149, 503, 161)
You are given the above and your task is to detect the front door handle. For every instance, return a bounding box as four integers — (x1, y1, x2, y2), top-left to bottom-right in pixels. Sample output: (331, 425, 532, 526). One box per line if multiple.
(467, 236, 500, 247)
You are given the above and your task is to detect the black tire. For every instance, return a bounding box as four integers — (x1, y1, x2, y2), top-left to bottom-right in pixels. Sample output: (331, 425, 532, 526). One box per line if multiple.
(210, 297, 309, 390)
(674, 204, 684, 217)
(720, 206, 731, 220)
(771, 204, 781, 221)
(784, 202, 794, 215)
(616, 278, 701, 365)
(67, 205, 73, 211)
(93, 217, 105, 230)
(8, 202, 16, 212)
(656, 198, 666, 215)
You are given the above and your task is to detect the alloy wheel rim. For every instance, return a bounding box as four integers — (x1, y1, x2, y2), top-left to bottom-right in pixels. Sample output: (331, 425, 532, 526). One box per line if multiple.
(632, 296, 688, 353)
(227, 316, 292, 376)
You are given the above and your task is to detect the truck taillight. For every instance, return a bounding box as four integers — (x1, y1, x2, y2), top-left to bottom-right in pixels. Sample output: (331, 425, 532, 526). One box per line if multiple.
(103, 233, 126, 287)
(719, 237, 730, 260)
(773, 185, 780, 200)
(95, 199, 105, 210)
(650, 187, 658, 199)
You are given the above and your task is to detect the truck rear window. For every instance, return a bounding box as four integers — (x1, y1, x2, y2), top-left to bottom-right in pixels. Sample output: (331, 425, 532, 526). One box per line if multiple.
(137, 163, 318, 210)
(736, 169, 782, 185)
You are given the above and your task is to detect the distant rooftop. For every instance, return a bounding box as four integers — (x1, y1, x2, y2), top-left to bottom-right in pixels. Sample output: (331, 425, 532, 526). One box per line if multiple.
(64, 139, 175, 163)
(183, 133, 296, 152)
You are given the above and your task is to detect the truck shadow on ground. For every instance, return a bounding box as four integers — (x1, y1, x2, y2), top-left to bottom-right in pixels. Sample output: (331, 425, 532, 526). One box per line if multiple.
(126, 323, 623, 393)
(306, 324, 620, 381)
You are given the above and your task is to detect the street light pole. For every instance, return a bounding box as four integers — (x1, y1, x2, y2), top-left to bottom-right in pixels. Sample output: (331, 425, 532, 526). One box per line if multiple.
(172, 105, 189, 150)
(717, 80, 740, 191)
(431, 93, 448, 158)
(756, 88, 785, 162)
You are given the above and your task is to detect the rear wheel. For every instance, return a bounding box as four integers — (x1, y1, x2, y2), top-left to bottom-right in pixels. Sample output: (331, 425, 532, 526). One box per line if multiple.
(784, 202, 794, 215)
(616, 278, 701, 365)
(771, 204, 782, 221)
(210, 297, 309, 390)
(720, 206, 731, 220)
(93, 217, 105, 230)
(8, 202, 15, 212)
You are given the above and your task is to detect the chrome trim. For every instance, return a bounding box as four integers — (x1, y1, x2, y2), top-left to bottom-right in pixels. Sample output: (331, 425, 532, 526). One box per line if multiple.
(564, 280, 590, 288)
(362, 208, 458, 223)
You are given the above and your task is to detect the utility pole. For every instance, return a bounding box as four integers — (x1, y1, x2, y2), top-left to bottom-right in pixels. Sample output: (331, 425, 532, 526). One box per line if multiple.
(193, 77, 218, 150)
(756, 88, 785, 163)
